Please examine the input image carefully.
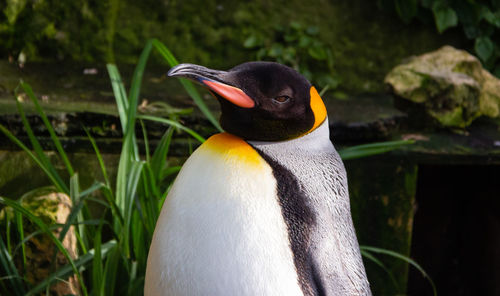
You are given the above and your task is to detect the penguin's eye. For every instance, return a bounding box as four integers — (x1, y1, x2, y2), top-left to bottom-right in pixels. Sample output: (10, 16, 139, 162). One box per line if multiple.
(273, 96, 291, 104)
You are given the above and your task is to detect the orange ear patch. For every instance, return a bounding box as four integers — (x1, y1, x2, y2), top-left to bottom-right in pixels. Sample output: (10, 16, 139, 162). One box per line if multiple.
(309, 86, 327, 132)
(203, 80, 255, 108)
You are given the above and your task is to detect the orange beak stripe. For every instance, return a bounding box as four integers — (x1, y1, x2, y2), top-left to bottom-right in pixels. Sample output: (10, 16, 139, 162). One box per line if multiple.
(202, 80, 255, 108)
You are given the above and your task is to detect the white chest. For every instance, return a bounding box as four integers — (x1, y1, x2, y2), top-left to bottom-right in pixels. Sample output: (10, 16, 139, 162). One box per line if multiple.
(145, 135, 303, 296)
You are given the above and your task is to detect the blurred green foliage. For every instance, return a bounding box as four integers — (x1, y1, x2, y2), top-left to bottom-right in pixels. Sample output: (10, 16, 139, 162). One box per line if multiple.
(0, 0, 112, 61)
(0, 0, 259, 65)
(380, 0, 500, 77)
(243, 21, 340, 92)
(0, 0, 456, 95)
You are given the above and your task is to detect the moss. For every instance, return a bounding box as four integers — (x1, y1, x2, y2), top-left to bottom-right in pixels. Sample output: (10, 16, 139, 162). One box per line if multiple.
(386, 46, 499, 127)
(0, 0, 461, 94)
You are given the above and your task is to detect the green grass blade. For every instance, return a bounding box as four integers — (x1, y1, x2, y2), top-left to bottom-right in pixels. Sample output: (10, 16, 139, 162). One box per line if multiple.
(339, 140, 414, 160)
(0, 234, 26, 296)
(131, 211, 147, 265)
(14, 212, 27, 275)
(103, 245, 120, 296)
(121, 160, 144, 258)
(84, 128, 111, 187)
(0, 125, 65, 193)
(14, 220, 103, 256)
(151, 127, 174, 181)
(10, 94, 69, 193)
(26, 240, 116, 296)
(58, 186, 87, 248)
(161, 165, 181, 183)
(115, 144, 130, 215)
(140, 120, 151, 163)
(127, 40, 153, 136)
(115, 133, 136, 213)
(360, 249, 399, 290)
(0, 197, 88, 296)
(70, 174, 88, 252)
(150, 39, 179, 65)
(137, 115, 205, 143)
(100, 186, 123, 227)
(92, 217, 105, 296)
(79, 182, 105, 199)
(128, 261, 139, 291)
(5, 213, 12, 257)
(106, 64, 129, 132)
(19, 82, 74, 176)
(360, 245, 437, 296)
(138, 165, 160, 235)
(151, 38, 223, 132)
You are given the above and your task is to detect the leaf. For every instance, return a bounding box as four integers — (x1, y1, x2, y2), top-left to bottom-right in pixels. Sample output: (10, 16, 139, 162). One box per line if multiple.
(338, 140, 414, 160)
(0, 234, 26, 296)
(298, 35, 312, 48)
(432, 2, 458, 33)
(308, 45, 327, 60)
(360, 249, 399, 290)
(5, 89, 68, 193)
(91, 218, 104, 295)
(243, 34, 259, 48)
(26, 241, 116, 296)
(268, 43, 283, 57)
(306, 26, 319, 35)
(256, 48, 267, 60)
(394, 0, 418, 23)
(290, 21, 302, 30)
(20, 74, 75, 178)
(151, 127, 174, 181)
(474, 36, 494, 62)
(150, 39, 223, 132)
(84, 128, 110, 187)
(4, 0, 28, 24)
(0, 197, 88, 296)
(128, 40, 153, 140)
(106, 64, 129, 134)
(137, 115, 205, 143)
(483, 10, 500, 28)
(103, 246, 120, 296)
(360, 246, 437, 296)
(463, 24, 481, 39)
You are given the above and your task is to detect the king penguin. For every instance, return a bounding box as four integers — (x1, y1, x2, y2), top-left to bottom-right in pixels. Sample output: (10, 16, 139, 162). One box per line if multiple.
(145, 62, 371, 296)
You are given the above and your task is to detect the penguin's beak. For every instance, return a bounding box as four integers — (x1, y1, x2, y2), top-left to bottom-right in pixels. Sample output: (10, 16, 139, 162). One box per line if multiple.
(168, 63, 255, 108)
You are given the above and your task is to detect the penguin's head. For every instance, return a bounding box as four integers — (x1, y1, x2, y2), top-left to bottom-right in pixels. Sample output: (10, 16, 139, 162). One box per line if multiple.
(168, 62, 327, 141)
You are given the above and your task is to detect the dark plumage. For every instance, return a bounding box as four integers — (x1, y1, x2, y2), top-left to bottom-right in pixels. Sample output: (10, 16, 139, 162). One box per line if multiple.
(168, 62, 315, 140)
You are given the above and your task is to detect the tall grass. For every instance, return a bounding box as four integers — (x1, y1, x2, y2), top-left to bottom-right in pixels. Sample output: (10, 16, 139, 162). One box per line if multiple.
(0, 39, 433, 295)
(0, 39, 205, 296)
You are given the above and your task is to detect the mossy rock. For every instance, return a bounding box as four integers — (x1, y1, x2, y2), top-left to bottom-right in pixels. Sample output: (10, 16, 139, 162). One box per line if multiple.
(385, 46, 500, 128)
(0, 190, 79, 296)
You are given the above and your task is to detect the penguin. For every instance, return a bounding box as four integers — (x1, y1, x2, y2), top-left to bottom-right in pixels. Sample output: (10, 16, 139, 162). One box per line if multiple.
(144, 62, 371, 296)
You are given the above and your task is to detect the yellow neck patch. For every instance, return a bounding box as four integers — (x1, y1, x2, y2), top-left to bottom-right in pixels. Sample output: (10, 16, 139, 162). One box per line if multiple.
(308, 86, 327, 133)
(202, 133, 263, 165)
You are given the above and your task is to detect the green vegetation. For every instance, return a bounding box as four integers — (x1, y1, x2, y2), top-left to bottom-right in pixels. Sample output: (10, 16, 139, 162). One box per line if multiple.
(1, 0, 453, 95)
(0, 40, 208, 295)
(381, 0, 500, 77)
(0, 40, 429, 295)
(244, 21, 339, 94)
